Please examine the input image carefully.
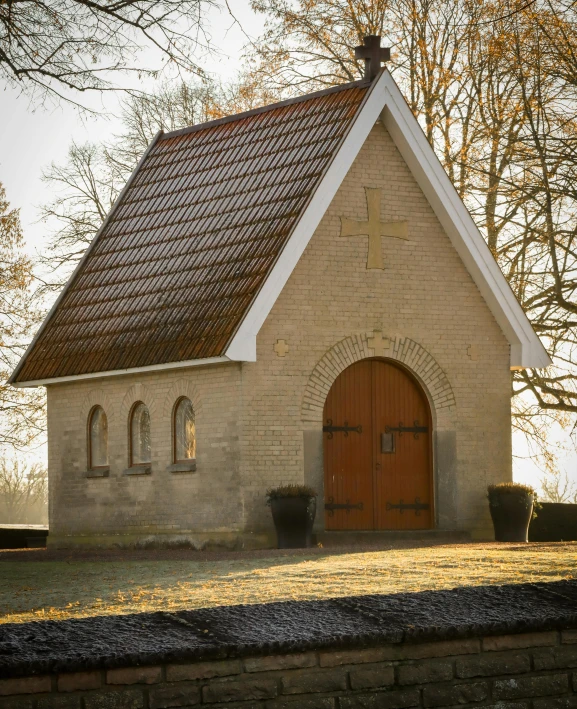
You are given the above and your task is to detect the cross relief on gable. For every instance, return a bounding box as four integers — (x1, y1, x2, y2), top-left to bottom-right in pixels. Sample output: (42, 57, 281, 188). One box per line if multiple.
(340, 187, 408, 270)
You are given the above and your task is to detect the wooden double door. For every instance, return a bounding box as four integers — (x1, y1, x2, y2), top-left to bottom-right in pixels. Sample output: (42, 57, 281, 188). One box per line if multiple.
(323, 359, 433, 530)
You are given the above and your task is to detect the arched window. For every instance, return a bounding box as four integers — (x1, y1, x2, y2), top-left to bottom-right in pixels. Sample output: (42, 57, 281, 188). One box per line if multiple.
(88, 406, 108, 469)
(173, 397, 196, 462)
(130, 402, 151, 466)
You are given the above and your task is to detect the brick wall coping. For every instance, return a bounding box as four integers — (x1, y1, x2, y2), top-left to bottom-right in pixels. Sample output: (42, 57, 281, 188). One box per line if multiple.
(1, 580, 576, 680)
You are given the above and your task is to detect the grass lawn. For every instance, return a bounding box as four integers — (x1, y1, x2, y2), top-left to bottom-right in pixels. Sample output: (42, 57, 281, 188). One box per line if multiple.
(0, 542, 575, 625)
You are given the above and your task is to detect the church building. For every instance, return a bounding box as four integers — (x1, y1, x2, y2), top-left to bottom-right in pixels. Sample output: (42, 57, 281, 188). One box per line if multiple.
(10, 38, 550, 548)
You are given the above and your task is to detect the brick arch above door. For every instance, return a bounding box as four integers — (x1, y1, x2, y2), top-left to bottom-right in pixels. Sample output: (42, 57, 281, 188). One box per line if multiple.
(301, 332, 456, 424)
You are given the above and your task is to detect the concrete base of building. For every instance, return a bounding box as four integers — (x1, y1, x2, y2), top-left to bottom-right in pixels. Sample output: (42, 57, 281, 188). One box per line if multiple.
(315, 528, 472, 547)
(47, 530, 276, 551)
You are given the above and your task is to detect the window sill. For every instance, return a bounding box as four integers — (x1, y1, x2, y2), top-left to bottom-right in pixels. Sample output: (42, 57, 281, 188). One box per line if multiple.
(123, 465, 152, 476)
(85, 468, 110, 478)
(167, 460, 197, 473)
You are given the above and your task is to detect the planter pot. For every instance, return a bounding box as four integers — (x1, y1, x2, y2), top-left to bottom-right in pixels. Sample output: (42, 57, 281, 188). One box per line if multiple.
(270, 496, 316, 549)
(489, 492, 534, 542)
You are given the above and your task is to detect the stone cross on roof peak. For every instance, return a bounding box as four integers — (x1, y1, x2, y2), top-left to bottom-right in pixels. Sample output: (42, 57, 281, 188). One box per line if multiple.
(355, 35, 391, 82)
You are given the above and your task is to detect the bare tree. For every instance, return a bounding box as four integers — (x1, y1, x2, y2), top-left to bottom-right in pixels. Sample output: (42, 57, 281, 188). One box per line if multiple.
(0, 183, 45, 450)
(0, 0, 217, 105)
(37, 143, 123, 290)
(0, 459, 47, 524)
(248, 0, 389, 92)
(541, 469, 577, 503)
(504, 9, 577, 418)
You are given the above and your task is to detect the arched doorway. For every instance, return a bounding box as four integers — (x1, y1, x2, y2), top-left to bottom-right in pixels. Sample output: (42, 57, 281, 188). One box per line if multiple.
(323, 358, 433, 530)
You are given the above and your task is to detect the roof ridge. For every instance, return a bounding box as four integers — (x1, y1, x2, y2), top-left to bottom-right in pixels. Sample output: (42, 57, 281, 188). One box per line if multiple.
(160, 80, 370, 141)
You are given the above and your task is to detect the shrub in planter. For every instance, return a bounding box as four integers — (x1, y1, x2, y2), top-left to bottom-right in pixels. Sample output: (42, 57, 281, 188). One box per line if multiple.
(266, 485, 317, 549)
(488, 482, 537, 543)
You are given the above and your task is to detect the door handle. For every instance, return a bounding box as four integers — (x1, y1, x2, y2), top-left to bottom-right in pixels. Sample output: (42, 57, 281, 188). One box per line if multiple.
(381, 432, 395, 453)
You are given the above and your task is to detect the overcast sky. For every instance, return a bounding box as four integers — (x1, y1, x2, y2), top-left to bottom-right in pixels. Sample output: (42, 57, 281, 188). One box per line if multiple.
(1, 2, 575, 493)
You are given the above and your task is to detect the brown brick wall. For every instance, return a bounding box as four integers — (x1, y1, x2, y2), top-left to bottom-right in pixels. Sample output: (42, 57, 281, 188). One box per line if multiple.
(2, 630, 576, 707)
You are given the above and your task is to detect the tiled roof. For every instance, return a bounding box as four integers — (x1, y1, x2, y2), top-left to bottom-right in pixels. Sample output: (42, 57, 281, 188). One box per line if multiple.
(13, 82, 370, 383)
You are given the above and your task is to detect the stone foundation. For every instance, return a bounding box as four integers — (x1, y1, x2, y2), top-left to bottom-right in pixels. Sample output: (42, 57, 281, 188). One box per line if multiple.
(1, 630, 577, 708)
(47, 530, 274, 551)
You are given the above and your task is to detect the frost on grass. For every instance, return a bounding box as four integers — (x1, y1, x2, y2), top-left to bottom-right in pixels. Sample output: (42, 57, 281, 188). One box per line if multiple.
(1, 543, 575, 624)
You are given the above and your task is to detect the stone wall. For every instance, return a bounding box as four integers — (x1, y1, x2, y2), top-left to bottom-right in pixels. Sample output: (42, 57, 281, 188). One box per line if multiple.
(0, 526, 47, 550)
(45, 119, 512, 547)
(529, 503, 577, 542)
(45, 364, 268, 549)
(2, 630, 576, 708)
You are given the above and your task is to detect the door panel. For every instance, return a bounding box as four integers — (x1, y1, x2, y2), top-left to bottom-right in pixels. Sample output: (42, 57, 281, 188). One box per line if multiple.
(372, 360, 432, 529)
(323, 359, 432, 531)
(323, 360, 374, 530)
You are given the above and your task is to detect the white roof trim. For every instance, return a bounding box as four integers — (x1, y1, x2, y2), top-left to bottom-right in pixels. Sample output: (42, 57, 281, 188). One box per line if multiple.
(12, 356, 233, 388)
(225, 70, 550, 369)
